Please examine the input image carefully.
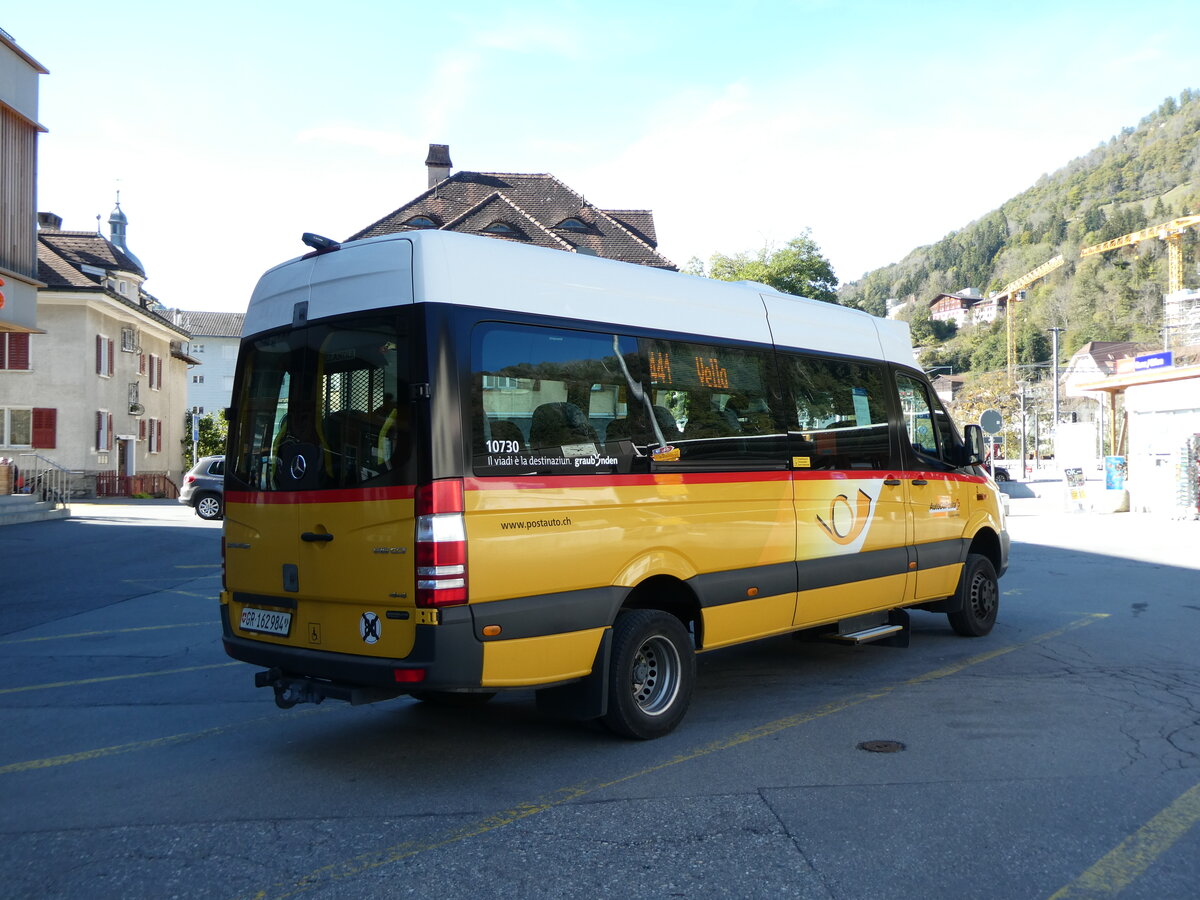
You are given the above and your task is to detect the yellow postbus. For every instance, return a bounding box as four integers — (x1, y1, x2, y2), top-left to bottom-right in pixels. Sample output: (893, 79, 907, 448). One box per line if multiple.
(221, 230, 1009, 739)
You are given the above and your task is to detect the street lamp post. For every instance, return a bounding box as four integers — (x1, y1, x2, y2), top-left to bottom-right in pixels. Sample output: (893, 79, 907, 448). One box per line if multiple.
(1019, 383, 1028, 479)
(1049, 327, 1064, 464)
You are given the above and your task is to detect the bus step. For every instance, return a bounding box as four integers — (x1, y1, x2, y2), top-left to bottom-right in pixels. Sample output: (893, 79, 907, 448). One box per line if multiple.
(827, 624, 905, 644)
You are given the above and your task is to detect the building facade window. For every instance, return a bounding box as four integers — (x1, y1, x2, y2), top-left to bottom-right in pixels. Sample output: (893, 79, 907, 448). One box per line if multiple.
(192, 374, 204, 384)
(146, 417, 162, 453)
(1, 408, 33, 447)
(148, 354, 162, 389)
(96, 411, 113, 451)
(95, 335, 114, 377)
(121, 327, 138, 352)
(1, 333, 32, 370)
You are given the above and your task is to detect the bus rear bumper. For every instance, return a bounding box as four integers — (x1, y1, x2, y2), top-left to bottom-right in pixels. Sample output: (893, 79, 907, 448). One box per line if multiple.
(221, 604, 485, 706)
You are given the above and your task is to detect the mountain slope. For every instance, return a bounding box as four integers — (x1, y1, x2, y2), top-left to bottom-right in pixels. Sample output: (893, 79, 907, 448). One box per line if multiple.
(839, 90, 1200, 370)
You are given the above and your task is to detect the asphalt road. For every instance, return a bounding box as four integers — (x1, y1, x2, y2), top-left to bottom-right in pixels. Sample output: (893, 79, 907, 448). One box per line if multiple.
(1, 498, 1197, 899)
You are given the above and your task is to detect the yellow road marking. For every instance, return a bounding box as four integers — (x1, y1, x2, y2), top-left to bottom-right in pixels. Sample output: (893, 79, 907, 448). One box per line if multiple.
(0, 707, 329, 775)
(0, 661, 239, 695)
(234, 613, 1109, 900)
(1048, 780, 1200, 899)
(0, 622, 213, 645)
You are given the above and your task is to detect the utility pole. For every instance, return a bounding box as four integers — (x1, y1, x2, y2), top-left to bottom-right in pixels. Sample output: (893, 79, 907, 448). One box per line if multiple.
(1019, 383, 1028, 479)
(1049, 327, 1064, 461)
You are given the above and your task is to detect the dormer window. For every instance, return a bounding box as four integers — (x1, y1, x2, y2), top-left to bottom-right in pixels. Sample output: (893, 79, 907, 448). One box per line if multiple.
(483, 221, 515, 234)
(404, 216, 437, 229)
(556, 218, 586, 232)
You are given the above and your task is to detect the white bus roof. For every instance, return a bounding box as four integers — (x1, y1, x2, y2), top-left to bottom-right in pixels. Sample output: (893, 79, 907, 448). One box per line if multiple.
(244, 230, 915, 366)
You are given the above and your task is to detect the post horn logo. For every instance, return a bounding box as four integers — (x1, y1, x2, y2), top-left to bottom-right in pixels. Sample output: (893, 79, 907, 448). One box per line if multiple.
(816, 489, 873, 545)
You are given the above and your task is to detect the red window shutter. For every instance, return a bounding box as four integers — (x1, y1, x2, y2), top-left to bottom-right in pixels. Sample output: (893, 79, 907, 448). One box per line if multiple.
(0, 334, 6, 369)
(108, 339, 115, 377)
(139, 419, 146, 440)
(96, 411, 104, 449)
(96, 336, 103, 374)
(156, 356, 163, 388)
(107, 413, 114, 451)
(139, 353, 146, 375)
(31, 408, 56, 449)
(8, 333, 30, 370)
(156, 419, 163, 452)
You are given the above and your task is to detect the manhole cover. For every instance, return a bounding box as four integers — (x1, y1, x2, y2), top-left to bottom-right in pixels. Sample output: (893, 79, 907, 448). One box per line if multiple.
(857, 740, 905, 753)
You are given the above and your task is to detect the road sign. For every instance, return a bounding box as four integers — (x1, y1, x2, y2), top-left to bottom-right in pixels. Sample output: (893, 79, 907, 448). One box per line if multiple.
(980, 409, 1003, 434)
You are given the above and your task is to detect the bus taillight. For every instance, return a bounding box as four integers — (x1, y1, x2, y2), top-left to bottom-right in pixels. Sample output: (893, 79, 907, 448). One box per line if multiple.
(415, 479, 468, 608)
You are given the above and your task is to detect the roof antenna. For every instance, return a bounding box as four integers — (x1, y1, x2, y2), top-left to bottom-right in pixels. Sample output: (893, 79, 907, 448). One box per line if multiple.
(301, 233, 341, 256)
(95, 213, 101, 234)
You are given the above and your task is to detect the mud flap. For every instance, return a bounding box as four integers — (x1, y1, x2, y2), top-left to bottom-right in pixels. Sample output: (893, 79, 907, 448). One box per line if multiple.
(535, 628, 611, 721)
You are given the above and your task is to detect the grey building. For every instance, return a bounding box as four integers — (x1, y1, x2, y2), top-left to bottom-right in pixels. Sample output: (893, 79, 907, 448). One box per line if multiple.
(169, 310, 245, 417)
(0, 28, 47, 456)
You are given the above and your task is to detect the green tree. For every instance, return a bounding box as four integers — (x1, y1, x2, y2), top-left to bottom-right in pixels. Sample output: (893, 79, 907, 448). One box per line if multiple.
(183, 410, 228, 468)
(708, 231, 839, 303)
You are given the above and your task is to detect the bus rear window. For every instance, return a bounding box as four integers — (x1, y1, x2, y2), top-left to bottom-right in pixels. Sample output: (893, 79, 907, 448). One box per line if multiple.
(228, 314, 414, 491)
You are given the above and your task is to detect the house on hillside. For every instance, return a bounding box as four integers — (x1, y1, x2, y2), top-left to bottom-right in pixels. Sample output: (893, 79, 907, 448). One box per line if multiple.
(1062, 341, 1144, 398)
(5, 208, 197, 497)
(931, 374, 966, 406)
(349, 144, 676, 270)
(929, 288, 985, 328)
(170, 310, 245, 417)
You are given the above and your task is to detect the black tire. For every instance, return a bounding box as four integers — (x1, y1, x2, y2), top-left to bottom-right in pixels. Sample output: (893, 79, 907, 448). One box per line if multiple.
(947, 553, 999, 637)
(602, 609, 695, 740)
(410, 690, 496, 707)
(993, 469, 1010, 483)
(195, 493, 223, 520)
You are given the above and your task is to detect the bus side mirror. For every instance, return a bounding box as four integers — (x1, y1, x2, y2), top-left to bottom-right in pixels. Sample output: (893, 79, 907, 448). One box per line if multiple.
(963, 424, 985, 466)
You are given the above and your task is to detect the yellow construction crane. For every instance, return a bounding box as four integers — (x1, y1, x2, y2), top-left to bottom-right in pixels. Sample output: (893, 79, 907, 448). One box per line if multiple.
(1079, 214, 1200, 294)
(998, 255, 1066, 379)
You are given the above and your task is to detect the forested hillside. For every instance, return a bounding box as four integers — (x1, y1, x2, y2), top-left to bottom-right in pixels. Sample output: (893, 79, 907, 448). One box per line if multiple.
(839, 90, 1200, 372)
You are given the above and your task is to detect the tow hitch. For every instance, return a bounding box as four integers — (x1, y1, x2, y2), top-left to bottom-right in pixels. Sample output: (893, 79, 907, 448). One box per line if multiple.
(254, 668, 399, 707)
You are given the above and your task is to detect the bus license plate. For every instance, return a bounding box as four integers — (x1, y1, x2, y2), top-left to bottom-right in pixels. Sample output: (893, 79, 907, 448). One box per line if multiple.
(239, 607, 292, 636)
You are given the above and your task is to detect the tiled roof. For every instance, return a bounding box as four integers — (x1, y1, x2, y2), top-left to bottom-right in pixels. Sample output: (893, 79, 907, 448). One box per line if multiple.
(170, 310, 246, 337)
(36, 230, 187, 336)
(37, 230, 146, 285)
(349, 171, 676, 270)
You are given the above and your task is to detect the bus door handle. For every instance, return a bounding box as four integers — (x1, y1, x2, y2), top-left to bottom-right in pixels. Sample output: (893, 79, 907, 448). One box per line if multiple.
(883, 478, 902, 486)
(301, 532, 334, 543)
(910, 478, 928, 486)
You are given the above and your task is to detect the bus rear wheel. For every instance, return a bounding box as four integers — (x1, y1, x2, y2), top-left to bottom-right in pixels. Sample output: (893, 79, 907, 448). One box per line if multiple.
(947, 553, 999, 637)
(602, 609, 694, 740)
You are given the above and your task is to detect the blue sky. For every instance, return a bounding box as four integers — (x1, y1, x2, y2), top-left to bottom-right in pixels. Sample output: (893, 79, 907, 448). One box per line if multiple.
(5, 1, 1198, 312)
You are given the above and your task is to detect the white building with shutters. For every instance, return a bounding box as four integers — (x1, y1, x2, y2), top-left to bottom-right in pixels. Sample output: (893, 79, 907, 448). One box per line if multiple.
(169, 310, 245, 417)
(0, 209, 197, 495)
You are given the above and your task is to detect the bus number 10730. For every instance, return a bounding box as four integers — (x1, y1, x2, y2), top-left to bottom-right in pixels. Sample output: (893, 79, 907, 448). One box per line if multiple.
(486, 439, 522, 454)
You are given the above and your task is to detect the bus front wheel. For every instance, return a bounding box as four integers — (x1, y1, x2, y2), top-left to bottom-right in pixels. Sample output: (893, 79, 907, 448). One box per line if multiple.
(947, 553, 999, 637)
(602, 609, 694, 740)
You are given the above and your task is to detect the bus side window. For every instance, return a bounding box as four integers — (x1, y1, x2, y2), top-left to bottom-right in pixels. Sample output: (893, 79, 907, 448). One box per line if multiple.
(781, 354, 893, 470)
(471, 323, 642, 474)
(640, 338, 786, 465)
(895, 372, 954, 468)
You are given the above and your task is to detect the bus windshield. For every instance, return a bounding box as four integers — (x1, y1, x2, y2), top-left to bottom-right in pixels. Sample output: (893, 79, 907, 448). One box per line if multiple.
(227, 313, 414, 492)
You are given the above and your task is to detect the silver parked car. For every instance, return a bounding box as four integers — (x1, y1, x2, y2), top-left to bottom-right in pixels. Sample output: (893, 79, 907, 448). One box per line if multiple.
(179, 455, 224, 520)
